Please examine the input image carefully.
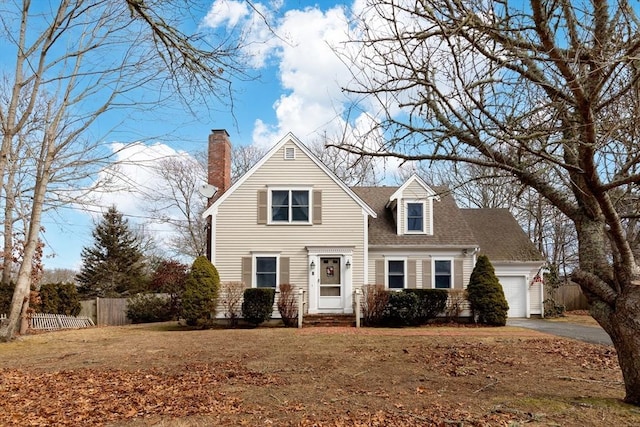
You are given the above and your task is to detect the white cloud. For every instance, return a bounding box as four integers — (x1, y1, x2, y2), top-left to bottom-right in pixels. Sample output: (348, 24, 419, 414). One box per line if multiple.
(87, 142, 181, 213)
(202, 1, 406, 181)
(78, 142, 205, 248)
(202, 0, 250, 28)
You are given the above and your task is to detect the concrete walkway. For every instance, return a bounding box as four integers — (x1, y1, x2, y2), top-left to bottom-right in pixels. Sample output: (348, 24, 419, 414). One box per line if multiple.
(507, 318, 613, 346)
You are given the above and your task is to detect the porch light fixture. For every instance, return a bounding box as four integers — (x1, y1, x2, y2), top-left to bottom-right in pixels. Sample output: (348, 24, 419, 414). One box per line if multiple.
(310, 260, 316, 271)
(345, 260, 351, 269)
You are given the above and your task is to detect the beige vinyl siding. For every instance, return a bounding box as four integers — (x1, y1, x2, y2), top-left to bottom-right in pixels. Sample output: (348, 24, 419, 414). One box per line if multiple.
(213, 141, 367, 312)
(368, 250, 474, 289)
(403, 180, 432, 198)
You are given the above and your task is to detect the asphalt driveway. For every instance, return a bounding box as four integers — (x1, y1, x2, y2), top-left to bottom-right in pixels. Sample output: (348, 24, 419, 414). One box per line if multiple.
(507, 318, 613, 346)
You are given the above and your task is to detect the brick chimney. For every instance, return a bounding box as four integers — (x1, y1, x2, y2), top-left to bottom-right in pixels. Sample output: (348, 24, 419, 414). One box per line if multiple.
(208, 129, 232, 201)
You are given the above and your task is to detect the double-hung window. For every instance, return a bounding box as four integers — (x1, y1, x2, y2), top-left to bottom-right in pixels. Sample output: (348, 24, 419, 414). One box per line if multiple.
(434, 260, 452, 289)
(271, 189, 310, 223)
(387, 259, 406, 289)
(406, 202, 425, 233)
(255, 256, 277, 288)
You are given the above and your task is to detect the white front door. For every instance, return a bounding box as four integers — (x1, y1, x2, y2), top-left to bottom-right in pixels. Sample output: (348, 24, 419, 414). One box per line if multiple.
(318, 257, 342, 309)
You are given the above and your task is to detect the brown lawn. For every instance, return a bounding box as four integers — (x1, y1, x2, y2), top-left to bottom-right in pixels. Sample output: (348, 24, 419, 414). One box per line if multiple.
(547, 310, 601, 327)
(0, 322, 638, 426)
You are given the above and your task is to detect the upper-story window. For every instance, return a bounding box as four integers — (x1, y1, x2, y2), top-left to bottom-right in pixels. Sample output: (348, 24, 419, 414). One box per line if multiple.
(406, 202, 424, 232)
(404, 201, 426, 234)
(271, 189, 310, 223)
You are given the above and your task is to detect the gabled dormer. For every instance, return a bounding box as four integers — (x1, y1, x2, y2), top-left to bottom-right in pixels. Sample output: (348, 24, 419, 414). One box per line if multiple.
(386, 174, 440, 236)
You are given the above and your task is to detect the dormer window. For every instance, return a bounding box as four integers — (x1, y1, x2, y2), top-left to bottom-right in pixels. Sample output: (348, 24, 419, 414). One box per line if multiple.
(405, 201, 426, 234)
(407, 202, 424, 232)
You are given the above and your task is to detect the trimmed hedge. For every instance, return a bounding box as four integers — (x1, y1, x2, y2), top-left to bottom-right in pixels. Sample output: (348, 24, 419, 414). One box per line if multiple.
(242, 288, 275, 326)
(382, 291, 419, 326)
(403, 289, 448, 324)
(368, 288, 450, 327)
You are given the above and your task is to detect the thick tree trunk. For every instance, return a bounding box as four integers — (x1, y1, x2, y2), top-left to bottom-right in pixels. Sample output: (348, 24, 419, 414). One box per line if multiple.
(0, 139, 51, 342)
(574, 216, 640, 404)
(590, 286, 640, 404)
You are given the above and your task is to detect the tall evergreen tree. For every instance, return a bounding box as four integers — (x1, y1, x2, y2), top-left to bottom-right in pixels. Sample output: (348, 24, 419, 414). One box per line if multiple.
(76, 206, 146, 297)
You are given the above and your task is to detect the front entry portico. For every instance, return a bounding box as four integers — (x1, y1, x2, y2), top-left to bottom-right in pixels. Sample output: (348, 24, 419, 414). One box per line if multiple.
(306, 246, 354, 314)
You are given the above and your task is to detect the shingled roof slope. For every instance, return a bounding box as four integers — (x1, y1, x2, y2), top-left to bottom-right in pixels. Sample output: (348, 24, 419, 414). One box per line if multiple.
(352, 186, 478, 247)
(460, 209, 545, 262)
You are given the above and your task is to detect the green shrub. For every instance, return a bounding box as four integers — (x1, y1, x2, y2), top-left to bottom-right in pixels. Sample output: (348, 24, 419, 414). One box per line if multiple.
(277, 284, 298, 327)
(56, 283, 82, 316)
(39, 283, 60, 313)
(126, 294, 173, 323)
(242, 288, 275, 326)
(382, 291, 419, 326)
(181, 256, 220, 328)
(38, 282, 81, 316)
(403, 289, 448, 324)
(466, 255, 509, 326)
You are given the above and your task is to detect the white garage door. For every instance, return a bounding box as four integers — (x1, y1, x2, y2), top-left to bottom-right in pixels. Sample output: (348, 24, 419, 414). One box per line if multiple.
(498, 276, 527, 318)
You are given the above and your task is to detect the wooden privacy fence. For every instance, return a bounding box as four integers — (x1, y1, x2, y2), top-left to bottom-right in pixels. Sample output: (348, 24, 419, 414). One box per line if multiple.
(549, 284, 589, 311)
(80, 297, 131, 326)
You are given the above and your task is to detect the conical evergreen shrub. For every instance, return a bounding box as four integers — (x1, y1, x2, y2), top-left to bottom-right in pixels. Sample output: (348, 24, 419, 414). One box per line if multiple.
(181, 256, 220, 328)
(466, 255, 509, 326)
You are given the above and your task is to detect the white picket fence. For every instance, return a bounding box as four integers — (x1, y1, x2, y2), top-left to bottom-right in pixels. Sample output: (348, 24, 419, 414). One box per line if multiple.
(0, 313, 94, 330)
(29, 313, 94, 330)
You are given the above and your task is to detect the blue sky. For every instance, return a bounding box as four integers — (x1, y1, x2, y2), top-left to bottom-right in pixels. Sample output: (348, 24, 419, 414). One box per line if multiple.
(40, 0, 390, 270)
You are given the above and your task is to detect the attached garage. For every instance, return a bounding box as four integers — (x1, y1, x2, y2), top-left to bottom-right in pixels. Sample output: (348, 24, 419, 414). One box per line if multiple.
(497, 275, 528, 318)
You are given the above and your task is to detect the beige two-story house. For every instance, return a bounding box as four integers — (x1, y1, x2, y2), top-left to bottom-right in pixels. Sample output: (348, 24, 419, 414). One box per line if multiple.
(202, 130, 546, 318)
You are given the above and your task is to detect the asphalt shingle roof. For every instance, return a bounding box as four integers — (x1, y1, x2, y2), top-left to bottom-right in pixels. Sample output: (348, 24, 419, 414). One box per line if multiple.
(352, 186, 478, 247)
(352, 186, 544, 263)
(460, 208, 545, 262)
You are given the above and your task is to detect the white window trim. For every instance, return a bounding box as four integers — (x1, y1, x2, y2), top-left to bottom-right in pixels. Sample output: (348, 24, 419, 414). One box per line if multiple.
(252, 253, 280, 289)
(268, 187, 312, 225)
(427, 198, 434, 235)
(385, 256, 408, 290)
(404, 200, 427, 234)
(432, 258, 454, 289)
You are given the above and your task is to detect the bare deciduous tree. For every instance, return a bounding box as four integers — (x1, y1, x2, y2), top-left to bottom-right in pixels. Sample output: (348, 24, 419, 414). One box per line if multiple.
(145, 155, 208, 260)
(339, 0, 640, 403)
(0, 0, 248, 341)
(308, 136, 382, 186)
(230, 144, 268, 183)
